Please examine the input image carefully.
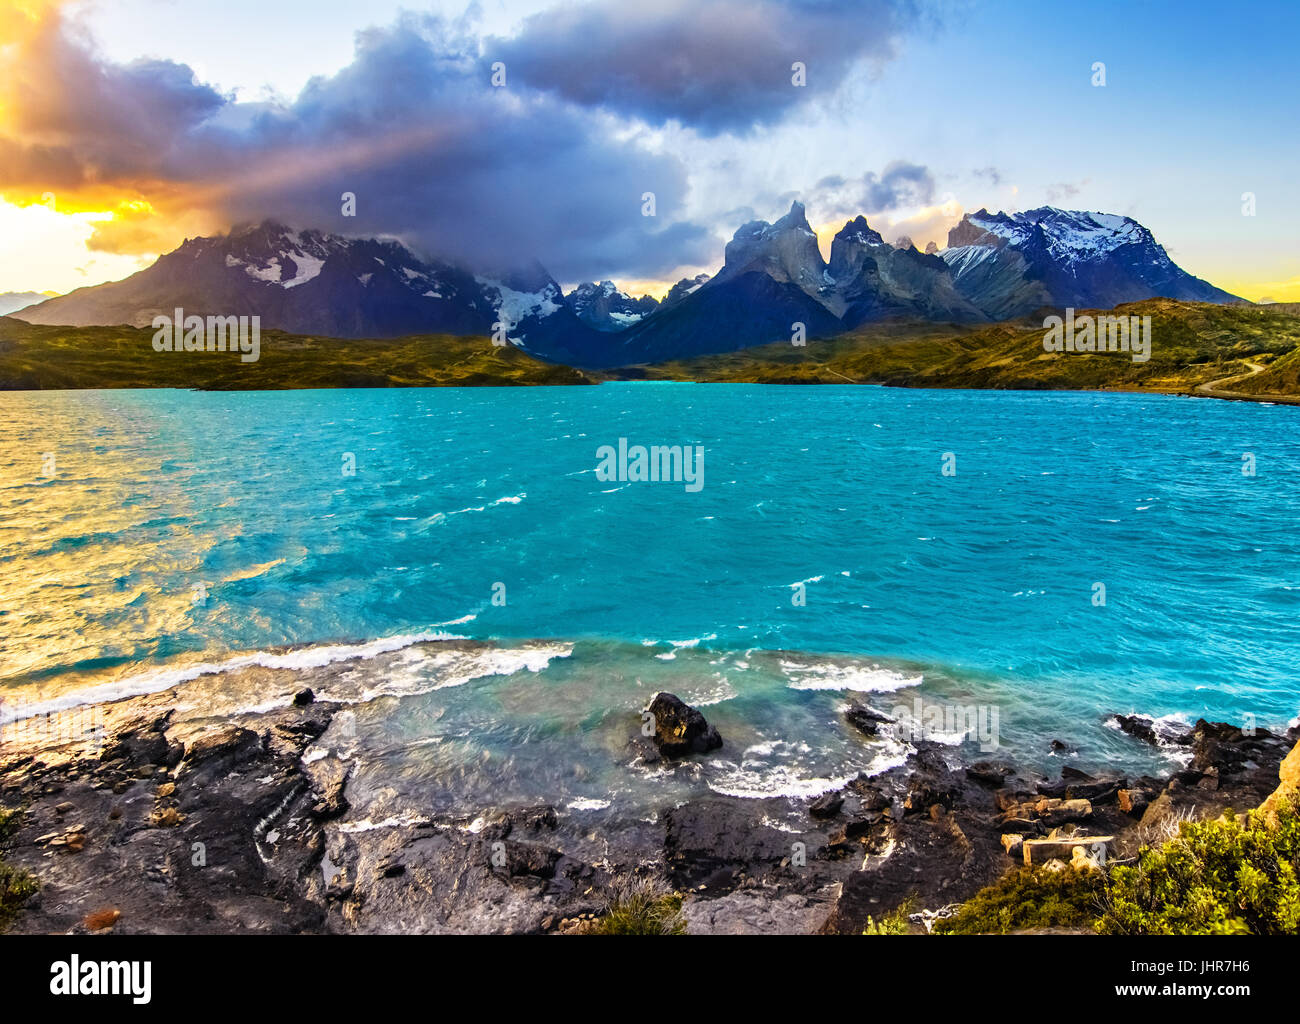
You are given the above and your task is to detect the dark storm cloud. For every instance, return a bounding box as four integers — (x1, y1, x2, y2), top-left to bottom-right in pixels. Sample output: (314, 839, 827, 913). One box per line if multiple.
(792, 160, 936, 226)
(489, 0, 923, 135)
(0, 8, 717, 279)
(0, 12, 227, 190)
(860, 161, 935, 211)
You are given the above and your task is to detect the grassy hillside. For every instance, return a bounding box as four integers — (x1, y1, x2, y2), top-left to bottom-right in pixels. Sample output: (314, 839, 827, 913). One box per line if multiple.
(0, 317, 593, 390)
(636, 299, 1300, 401)
(6, 300, 1300, 401)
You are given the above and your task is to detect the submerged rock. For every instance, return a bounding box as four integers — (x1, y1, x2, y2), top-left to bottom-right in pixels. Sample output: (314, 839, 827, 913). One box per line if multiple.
(844, 700, 892, 738)
(643, 692, 722, 758)
(1112, 714, 1160, 745)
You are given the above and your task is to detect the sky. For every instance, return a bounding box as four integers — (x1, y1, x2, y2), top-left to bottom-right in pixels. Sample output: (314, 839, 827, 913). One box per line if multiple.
(1, 0, 1297, 301)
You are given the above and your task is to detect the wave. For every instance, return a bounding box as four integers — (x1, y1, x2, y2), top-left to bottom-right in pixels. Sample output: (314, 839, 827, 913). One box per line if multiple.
(780, 659, 922, 694)
(0, 629, 475, 725)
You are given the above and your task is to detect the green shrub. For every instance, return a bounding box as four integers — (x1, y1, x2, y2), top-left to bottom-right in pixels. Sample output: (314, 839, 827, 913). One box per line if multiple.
(0, 805, 36, 931)
(934, 866, 1106, 935)
(1100, 802, 1300, 935)
(0, 863, 37, 930)
(863, 896, 917, 935)
(588, 878, 686, 935)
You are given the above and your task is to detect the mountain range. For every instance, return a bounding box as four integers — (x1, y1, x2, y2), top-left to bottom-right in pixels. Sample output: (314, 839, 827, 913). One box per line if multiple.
(13, 203, 1242, 369)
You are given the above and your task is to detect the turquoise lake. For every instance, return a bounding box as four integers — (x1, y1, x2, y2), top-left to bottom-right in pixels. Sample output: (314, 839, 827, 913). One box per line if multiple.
(2, 384, 1298, 809)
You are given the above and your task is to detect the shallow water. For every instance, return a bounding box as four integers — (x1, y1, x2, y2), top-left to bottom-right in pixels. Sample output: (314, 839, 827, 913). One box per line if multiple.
(2, 384, 1298, 806)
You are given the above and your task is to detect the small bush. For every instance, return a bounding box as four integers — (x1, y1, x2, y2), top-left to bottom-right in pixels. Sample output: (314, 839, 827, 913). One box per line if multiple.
(587, 877, 686, 935)
(863, 896, 917, 935)
(0, 806, 36, 932)
(1100, 801, 1300, 935)
(0, 863, 37, 930)
(934, 865, 1106, 935)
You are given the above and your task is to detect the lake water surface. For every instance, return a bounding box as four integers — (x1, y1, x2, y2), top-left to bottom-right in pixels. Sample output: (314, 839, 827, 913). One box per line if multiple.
(2, 384, 1297, 814)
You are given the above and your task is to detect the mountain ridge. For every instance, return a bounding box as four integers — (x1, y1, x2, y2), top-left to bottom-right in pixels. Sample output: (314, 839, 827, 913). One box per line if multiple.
(13, 204, 1244, 369)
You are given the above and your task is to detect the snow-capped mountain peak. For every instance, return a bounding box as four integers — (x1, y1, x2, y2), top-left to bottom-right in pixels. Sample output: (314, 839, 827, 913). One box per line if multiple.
(564, 280, 659, 332)
(944, 206, 1238, 313)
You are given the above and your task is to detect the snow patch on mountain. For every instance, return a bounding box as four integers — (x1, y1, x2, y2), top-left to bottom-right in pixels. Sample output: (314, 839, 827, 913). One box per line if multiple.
(478, 278, 563, 329)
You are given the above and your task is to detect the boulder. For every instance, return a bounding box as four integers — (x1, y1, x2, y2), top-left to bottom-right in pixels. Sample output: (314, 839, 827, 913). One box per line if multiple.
(1189, 718, 1278, 776)
(1066, 778, 1126, 803)
(1070, 845, 1102, 871)
(1023, 835, 1113, 866)
(809, 792, 844, 819)
(1113, 714, 1159, 745)
(844, 701, 893, 738)
(1040, 798, 1093, 826)
(1117, 788, 1150, 816)
(643, 693, 722, 757)
(967, 762, 1013, 787)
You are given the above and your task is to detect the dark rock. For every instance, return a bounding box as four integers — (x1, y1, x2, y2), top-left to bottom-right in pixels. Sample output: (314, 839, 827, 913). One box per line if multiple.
(99, 711, 176, 767)
(844, 701, 893, 738)
(292, 688, 315, 707)
(809, 792, 844, 819)
(967, 762, 1012, 787)
(1060, 765, 1094, 782)
(664, 799, 806, 893)
(499, 841, 563, 880)
(1117, 788, 1150, 816)
(1190, 718, 1281, 775)
(1113, 714, 1159, 745)
(843, 779, 891, 811)
(1066, 778, 1126, 803)
(182, 726, 262, 773)
(643, 692, 722, 757)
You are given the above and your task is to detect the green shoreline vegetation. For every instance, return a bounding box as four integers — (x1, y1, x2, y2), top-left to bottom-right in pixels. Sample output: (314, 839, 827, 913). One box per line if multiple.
(0, 318, 594, 390)
(4, 299, 1300, 399)
(0, 805, 37, 932)
(639, 299, 1300, 403)
(936, 797, 1300, 935)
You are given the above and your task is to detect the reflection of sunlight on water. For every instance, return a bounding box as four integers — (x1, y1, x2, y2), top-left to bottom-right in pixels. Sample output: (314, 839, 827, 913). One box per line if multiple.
(0, 392, 220, 694)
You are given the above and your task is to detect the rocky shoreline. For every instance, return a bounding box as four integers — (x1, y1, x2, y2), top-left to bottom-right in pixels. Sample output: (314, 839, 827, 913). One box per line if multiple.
(1, 685, 1295, 935)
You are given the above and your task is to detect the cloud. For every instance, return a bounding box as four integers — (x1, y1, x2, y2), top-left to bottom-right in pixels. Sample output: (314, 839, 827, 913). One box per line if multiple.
(1044, 180, 1088, 204)
(0, 5, 718, 280)
(801, 160, 937, 224)
(488, 0, 924, 135)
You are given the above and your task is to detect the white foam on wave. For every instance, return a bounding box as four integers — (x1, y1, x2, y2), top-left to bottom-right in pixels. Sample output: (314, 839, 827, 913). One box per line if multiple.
(0, 630, 469, 725)
(350, 642, 574, 704)
(567, 797, 611, 811)
(704, 736, 910, 800)
(337, 811, 431, 834)
(780, 659, 922, 694)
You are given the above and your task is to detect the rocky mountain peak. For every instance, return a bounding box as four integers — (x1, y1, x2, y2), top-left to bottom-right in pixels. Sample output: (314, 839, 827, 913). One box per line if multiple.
(718, 200, 825, 292)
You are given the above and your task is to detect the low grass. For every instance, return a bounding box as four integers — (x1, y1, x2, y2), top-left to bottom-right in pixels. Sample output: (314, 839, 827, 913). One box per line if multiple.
(640, 299, 1300, 400)
(585, 877, 687, 935)
(0, 317, 594, 390)
(0, 806, 36, 932)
